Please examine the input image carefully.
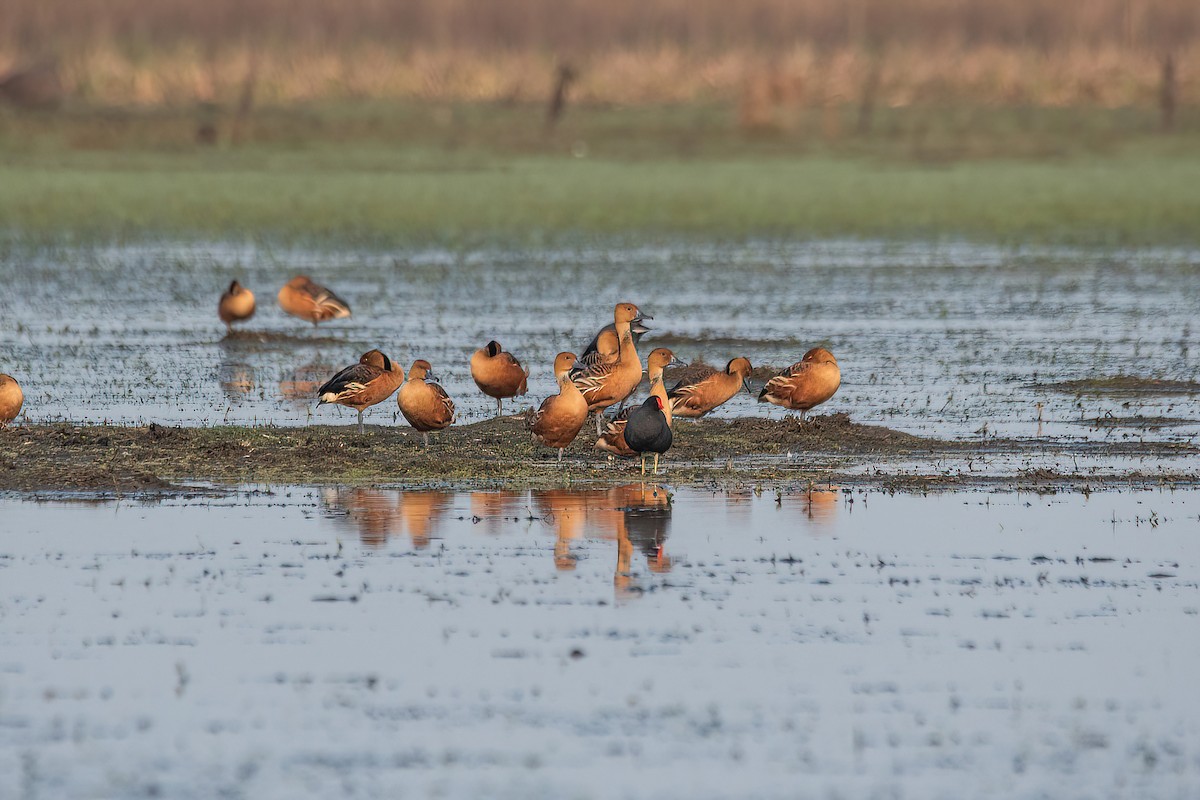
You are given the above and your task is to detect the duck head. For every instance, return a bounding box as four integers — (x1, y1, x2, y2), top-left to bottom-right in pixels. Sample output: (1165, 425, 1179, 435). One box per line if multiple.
(802, 347, 838, 366)
(485, 341, 503, 357)
(553, 352, 578, 380)
(647, 347, 686, 373)
(614, 302, 652, 327)
(360, 349, 392, 371)
(408, 359, 435, 381)
(727, 357, 753, 393)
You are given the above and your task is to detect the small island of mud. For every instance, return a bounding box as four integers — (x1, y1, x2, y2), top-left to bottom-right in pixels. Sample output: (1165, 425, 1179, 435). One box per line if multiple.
(3, 413, 1198, 495)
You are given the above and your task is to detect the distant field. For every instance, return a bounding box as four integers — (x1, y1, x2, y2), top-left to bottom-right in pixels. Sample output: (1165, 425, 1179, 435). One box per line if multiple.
(1, 103, 1198, 245)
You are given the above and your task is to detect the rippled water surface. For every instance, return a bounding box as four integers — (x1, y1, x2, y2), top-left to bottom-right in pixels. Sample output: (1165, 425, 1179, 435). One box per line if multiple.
(1, 486, 1198, 798)
(2, 240, 1198, 439)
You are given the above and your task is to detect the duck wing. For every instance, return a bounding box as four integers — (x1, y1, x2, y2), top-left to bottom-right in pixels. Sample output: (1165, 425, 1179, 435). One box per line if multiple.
(667, 364, 719, 397)
(318, 363, 382, 400)
(428, 382, 457, 424)
(301, 280, 351, 318)
(572, 360, 620, 401)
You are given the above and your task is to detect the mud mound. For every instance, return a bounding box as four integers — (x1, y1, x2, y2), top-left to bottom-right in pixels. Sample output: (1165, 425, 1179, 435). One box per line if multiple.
(1031, 376, 1200, 396)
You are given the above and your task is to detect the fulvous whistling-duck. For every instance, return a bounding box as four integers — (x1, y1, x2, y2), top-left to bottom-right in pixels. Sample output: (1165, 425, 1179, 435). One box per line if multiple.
(597, 347, 685, 457)
(758, 347, 841, 420)
(573, 303, 650, 433)
(316, 349, 405, 433)
(218, 280, 256, 333)
(527, 352, 589, 462)
(624, 395, 673, 475)
(277, 275, 351, 326)
(579, 317, 652, 370)
(0, 374, 23, 426)
(668, 357, 753, 418)
(398, 359, 456, 446)
(470, 340, 529, 417)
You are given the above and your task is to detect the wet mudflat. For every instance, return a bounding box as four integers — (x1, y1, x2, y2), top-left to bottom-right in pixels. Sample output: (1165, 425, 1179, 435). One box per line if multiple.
(2, 240, 1198, 444)
(3, 414, 1198, 493)
(1, 486, 1197, 799)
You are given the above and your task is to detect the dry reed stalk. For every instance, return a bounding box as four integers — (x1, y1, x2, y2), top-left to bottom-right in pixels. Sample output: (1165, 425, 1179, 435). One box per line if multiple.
(1, 42, 1192, 110)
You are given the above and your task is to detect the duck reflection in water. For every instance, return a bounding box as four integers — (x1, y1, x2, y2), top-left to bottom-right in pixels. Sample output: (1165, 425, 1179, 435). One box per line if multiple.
(321, 489, 400, 548)
(613, 483, 672, 600)
(398, 491, 452, 549)
(533, 488, 611, 571)
(218, 362, 256, 400)
(280, 360, 339, 404)
(792, 486, 839, 531)
(216, 336, 258, 401)
(321, 489, 451, 549)
(469, 491, 525, 536)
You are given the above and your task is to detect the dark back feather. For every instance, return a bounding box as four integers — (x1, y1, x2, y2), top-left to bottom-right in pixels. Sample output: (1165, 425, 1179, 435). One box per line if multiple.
(317, 362, 379, 398)
(624, 397, 672, 454)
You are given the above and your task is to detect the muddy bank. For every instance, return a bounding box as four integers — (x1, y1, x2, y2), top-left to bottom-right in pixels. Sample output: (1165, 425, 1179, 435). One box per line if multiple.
(2, 413, 1197, 494)
(1030, 375, 1200, 396)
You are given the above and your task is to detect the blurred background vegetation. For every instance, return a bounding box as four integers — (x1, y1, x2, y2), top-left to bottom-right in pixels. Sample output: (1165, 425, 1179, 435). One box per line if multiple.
(0, 0, 1197, 243)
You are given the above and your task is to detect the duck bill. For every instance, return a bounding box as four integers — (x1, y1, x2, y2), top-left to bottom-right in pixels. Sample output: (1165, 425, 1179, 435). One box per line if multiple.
(632, 314, 653, 332)
(743, 378, 753, 394)
(668, 357, 687, 369)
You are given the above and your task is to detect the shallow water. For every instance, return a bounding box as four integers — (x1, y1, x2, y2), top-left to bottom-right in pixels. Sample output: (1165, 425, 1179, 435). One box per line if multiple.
(1, 240, 1198, 441)
(1, 486, 1197, 798)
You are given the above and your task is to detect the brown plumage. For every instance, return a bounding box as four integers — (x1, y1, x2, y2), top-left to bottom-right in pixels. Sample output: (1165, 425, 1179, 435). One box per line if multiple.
(758, 347, 841, 419)
(277, 275, 351, 326)
(470, 340, 529, 417)
(669, 357, 753, 418)
(527, 352, 589, 462)
(596, 347, 684, 457)
(218, 280, 256, 332)
(0, 374, 24, 426)
(398, 359, 456, 446)
(577, 318, 651, 371)
(317, 349, 405, 433)
(573, 303, 649, 433)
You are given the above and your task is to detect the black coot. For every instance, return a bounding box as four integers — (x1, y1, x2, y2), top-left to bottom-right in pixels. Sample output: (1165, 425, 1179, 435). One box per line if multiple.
(624, 396, 673, 474)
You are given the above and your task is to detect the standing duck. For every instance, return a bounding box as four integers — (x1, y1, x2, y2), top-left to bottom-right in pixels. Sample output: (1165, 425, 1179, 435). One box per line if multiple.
(218, 280, 256, 333)
(578, 317, 652, 370)
(527, 352, 589, 462)
(573, 303, 649, 433)
(316, 349, 405, 433)
(277, 275, 352, 326)
(398, 359, 456, 446)
(470, 340, 529, 417)
(758, 347, 841, 419)
(669, 357, 753, 418)
(597, 347, 685, 456)
(0, 374, 23, 426)
(624, 396, 674, 475)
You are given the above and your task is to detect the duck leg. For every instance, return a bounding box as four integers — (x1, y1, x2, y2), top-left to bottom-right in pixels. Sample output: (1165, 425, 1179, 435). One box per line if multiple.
(653, 453, 660, 475)
(640, 455, 647, 476)
(423, 432, 430, 448)
(357, 410, 364, 434)
(557, 447, 564, 463)
(595, 413, 604, 436)
(496, 397, 503, 418)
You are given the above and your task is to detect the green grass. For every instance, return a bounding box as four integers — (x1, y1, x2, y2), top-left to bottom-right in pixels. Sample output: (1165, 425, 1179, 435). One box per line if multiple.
(1, 102, 1198, 245)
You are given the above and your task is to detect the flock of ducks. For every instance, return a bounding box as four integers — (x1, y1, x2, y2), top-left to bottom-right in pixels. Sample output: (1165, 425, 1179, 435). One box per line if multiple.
(1, 275, 843, 475)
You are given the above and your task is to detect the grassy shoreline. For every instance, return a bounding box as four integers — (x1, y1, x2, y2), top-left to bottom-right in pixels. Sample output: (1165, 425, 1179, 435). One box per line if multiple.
(4, 150, 1199, 246)
(2, 103, 1198, 246)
